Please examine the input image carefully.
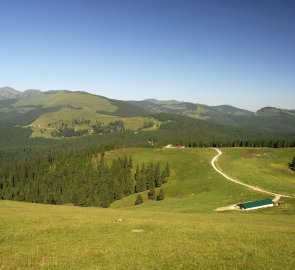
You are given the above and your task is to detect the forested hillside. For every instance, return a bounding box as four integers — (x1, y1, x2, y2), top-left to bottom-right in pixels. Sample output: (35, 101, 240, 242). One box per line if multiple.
(0, 150, 169, 207)
(0, 87, 295, 149)
(130, 99, 295, 133)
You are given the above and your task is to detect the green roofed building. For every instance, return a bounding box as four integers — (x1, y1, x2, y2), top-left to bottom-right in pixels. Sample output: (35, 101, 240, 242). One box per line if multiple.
(237, 199, 274, 211)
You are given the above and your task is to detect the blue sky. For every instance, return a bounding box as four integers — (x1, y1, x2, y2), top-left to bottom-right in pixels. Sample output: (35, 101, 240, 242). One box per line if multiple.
(0, 0, 294, 111)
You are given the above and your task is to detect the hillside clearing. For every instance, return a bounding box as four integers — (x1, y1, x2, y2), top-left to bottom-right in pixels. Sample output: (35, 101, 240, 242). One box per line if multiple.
(217, 148, 295, 196)
(109, 148, 295, 212)
(211, 148, 291, 199)
(29, 108, 162, 138)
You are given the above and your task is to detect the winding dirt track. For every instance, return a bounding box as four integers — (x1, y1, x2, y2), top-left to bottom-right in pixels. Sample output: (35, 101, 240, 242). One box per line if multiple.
(211, 148, 290, 200)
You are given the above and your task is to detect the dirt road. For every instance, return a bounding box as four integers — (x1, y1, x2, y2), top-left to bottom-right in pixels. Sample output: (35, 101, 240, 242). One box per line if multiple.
(211, 148, 290, 199)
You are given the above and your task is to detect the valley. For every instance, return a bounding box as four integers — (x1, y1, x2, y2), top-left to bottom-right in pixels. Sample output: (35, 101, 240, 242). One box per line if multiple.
(0, 87, 294, 269)
(2, 1, 295, 269)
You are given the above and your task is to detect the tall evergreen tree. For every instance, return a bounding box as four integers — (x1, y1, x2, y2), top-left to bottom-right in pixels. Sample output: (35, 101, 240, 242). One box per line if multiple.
(146, 162, 155, 190)
(154, 162, 162, 187)
(165, 162, 170, 177)
(128, 155, 133, 169)
(135, 166, 146, 193)
(148, 182, 156, 200)
(135, 164, 140, 182)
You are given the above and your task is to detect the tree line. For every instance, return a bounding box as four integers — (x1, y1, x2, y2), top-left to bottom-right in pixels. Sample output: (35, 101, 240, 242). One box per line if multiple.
(1, 111, 295, 149)
(0, 152, 169, 208)
(132, 162, 169, 205)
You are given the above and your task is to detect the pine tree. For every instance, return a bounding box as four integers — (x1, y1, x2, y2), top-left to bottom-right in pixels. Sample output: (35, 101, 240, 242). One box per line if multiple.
(135, 166, 146, 193)
(165, 162, 170, 177)
(157, 187, 165, 201)
(135, 193, 143, 205)
(134, 164, 140, 192)
(128, 156, 133, 169)
(154, 162, 162, 187)
(124, 166, 133, 195)
(148, 182, 156, 200)
(146, 162, 155, 190)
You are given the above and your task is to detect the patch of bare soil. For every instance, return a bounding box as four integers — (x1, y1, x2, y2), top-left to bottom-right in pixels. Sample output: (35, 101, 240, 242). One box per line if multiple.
(215, 204, 240, 212)
(131, 229, 145, 233)
(244, 151, 272, 159)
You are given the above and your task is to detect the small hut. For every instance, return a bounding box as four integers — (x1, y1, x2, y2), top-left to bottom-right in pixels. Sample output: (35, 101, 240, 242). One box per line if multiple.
(237, 199, 274, 211)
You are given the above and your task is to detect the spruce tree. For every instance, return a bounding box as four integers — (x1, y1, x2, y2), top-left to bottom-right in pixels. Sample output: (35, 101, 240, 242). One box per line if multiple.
(125, 167, 133, 195)
(134, 164, 141, 192)
(135, 164, 140, 183)
(157, 187, 165, 201)
(146, 162, 155, 190)
(165, 162, 170, 177)
(136, 171, 146, 193)
(148, 182, 156, 200)
(128, 156, 133, 169)
(135, 193, 143, 205)
(154, 162, 161, 187)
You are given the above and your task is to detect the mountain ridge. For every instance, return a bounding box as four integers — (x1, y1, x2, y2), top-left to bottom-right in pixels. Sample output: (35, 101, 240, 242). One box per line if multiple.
(129, 99, 295, 133)
(0, 87, 20, 99)
(1, 87, 293, 113)
(1, 87, 295, 134)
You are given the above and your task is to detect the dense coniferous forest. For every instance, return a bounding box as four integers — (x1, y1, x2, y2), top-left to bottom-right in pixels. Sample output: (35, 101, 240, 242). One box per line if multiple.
(2, 112, 295, 149)
(0, 150, 169, 207)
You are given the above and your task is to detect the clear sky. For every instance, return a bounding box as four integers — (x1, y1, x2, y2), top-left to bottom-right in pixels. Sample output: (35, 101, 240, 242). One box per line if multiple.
(0, 0, 294, 111)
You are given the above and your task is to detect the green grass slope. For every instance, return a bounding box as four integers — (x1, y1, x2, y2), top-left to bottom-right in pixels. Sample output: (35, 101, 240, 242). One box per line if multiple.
(13, 91, 117, 111)
(1, 198, 295, 269)
(29, 108, 161, 138)
(109, 148, 295, 212)
(1, 148, 295, 269)
(218, 148, 295, 196)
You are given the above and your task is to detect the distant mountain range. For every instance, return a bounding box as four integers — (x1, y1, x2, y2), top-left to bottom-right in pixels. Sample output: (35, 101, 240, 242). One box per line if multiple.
(0, 86, 20, 99)
(1, 86, 295, 137)
(129, 99, 295, 133)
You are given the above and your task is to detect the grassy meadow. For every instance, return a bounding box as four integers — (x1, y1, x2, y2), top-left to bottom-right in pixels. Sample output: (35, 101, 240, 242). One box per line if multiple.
(13, 91, 117, 111)
(109, 148, 281, 212)
(30, 108, 161, 138)
(1, 147, 295, 269)
(218, 148, 295, 196)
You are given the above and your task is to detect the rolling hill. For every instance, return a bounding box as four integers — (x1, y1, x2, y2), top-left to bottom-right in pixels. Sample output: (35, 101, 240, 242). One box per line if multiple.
(0, 87, 294, 144)
(0, 86, 20, 99)
(0, 87, 157, 140)
(0, 88, 294, 269)
(129, 99, 295, 133)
